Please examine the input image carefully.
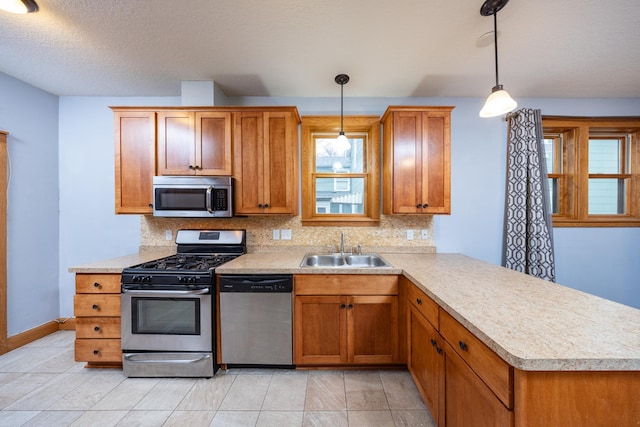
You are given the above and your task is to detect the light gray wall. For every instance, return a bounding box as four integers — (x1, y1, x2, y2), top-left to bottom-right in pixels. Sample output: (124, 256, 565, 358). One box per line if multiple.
(58, 96, 180, 318)
(3, 70, 640, 334)
(0, 72, 59, 336)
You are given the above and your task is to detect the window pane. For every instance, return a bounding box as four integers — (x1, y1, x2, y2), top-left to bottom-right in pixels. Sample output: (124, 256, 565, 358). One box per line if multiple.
(589, 139, 621, 174)
(315, 177, 364, 214)
(543, 138, 555, 173)
(588, 178, 625, 214)
(548, 177, 559, 214)
(315, 137, 364, 173)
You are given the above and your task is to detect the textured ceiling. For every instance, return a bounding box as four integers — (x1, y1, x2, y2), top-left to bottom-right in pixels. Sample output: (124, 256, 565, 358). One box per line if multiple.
(1, 0, 639, 98)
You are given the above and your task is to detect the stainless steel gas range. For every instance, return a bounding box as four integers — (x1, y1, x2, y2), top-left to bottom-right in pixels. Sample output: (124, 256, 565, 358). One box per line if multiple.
(120, 229, 246, 378)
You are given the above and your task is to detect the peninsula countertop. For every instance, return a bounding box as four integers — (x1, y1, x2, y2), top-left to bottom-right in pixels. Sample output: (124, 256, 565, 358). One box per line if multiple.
(217, 251, 640, 372)
(70, 249, 640, 372)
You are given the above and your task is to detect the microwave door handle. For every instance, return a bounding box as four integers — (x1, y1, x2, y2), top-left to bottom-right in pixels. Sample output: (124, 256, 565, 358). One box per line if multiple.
(206, 186, 214, 213)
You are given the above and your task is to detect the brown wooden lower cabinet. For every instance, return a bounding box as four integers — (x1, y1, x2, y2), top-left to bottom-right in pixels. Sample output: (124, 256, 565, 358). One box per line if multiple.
(444, 340, 513, 427)
(294, 275, 400, 366)
(406, 279, 640, 427)
(407, 304, 444, 424)
(74, 273, 122, 366)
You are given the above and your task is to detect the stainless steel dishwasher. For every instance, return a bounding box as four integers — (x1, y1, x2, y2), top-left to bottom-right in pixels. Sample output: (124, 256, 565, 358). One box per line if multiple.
(218, 275, 293, 367)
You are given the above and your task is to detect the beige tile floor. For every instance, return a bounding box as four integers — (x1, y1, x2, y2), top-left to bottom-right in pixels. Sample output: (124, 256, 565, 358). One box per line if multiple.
(0, 331, 436, 427)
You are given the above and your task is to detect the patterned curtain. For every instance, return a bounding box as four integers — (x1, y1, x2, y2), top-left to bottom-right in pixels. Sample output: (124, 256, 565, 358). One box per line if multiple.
(503, 108, 556, 282)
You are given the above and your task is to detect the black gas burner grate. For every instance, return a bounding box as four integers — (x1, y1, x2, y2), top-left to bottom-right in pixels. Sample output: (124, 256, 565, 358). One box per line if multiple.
(136, 254, 238, 271)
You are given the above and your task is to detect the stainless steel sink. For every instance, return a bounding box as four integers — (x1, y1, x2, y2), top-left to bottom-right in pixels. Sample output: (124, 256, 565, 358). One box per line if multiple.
(302, 254, 345, 267)
(345, 254, 390, 267)
(300, 253, 392, 268)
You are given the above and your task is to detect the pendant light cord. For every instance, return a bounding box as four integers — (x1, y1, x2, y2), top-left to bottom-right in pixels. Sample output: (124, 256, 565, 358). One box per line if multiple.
(340, 83, 344, 133)
(493, 12, 500, 88)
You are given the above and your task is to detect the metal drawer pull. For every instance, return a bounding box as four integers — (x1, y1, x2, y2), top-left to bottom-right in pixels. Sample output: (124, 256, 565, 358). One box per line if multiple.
(94, 326, 100, 332)
(340, 303, 346, 309)
(92, 304, 98, 310)
(416, 298, 422, 305)
(93, 282, 100, 288)
(93, 350, 99, 355)
(430, 339, 437, 347)
(459, 341, 468, 351)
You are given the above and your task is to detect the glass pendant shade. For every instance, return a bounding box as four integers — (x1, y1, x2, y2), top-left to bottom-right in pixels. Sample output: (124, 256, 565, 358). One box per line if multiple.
(333, 132, 351, 156)
(479, 85, 517, 118)
(0, 0, 38, 13)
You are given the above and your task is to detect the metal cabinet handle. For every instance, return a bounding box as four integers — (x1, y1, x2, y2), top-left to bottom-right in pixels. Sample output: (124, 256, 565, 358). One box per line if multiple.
(92, 304, 98, 310)
(93, 282, 100, 288)
(459, 341, 468, 352)
(436, 346, 443, 355)
(340, 303, 346, 309)
(348, 303, 354, 309)
(94, 326, 100, 332)
(93, 350, 99, 355)
(416, 298, 422, 305)
(430, 339, 437, 347)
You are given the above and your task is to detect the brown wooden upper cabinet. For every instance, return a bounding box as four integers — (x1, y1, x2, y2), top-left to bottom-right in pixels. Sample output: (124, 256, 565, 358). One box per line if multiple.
(382, 106, 454, 215)
(157, 110, 232, 176)
(233, 109, 300, 215)
(113, 109, 156, 214)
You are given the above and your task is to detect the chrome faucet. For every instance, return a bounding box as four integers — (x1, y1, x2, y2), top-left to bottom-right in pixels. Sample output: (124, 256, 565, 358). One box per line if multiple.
(340, 232, 345, 255)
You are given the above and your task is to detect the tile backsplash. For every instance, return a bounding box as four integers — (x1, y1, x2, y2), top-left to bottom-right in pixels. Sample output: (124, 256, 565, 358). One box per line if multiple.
(141, 215, 435, 253)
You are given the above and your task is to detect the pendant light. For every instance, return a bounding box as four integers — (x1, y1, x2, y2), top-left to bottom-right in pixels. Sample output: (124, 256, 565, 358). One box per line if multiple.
(333, 74, 351, 156)
(479, 0, 517, 118)
(0, 0, 38, 13)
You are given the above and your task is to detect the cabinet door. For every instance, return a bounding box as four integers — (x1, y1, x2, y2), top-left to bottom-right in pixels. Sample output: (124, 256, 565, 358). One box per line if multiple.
(390, 111, 424, 214)
(444, 341, 513, 427)
(157, 111, 196, 175)
(294, 295, 347, 365)
(407, 304, 444, 426)
(420, 111, 450, 214)
(262, 111, 297, 214)
(234, 111, 265, 213)
(196, 111, 232, 175)
(114, 110, 155, 214)
(348, 295, 399, 364)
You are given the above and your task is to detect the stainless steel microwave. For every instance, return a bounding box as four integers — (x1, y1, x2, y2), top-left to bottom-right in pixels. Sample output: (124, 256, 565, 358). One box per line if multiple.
(152, 176, 233, 217)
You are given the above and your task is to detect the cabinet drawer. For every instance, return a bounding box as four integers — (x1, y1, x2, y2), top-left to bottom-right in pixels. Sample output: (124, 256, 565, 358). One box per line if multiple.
(294, 275, 398, 295)
(76, 274, 121, 293)
(74, 294, 121, 317)
(440, 309, 513, 408)
(75, 339, 122, 363)
(76, 317, 121, 339)
(407, 284, 438, 328)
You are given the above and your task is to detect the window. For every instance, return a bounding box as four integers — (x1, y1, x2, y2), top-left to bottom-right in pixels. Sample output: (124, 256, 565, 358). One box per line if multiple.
(301, 116, 380, 226)
(542, 116, 640, 227)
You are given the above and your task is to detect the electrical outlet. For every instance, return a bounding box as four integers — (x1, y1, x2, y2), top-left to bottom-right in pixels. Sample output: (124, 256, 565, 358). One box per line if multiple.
(272, 229, 280, 240)
(281, 229, 292, 240)
(165, 230, 172, 241)
(421, 229, 430, 239)
(407, 230, 414, 240)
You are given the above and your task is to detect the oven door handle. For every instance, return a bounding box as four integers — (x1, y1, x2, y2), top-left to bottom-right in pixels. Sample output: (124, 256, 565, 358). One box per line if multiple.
(122, 288, 210, 296)
(206, 186, 214, 213)
(123, 353, 211, 364)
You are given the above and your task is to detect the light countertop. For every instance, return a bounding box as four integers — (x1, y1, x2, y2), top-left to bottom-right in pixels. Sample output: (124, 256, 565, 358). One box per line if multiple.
(70, 249, 640, 372)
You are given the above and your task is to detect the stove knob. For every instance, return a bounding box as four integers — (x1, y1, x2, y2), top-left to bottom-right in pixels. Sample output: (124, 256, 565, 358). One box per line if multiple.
(132, 276, 140, 283)
(145, 276, 152, 283)
(178, 276, 186, 283)
(189, 276, 197, 283)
